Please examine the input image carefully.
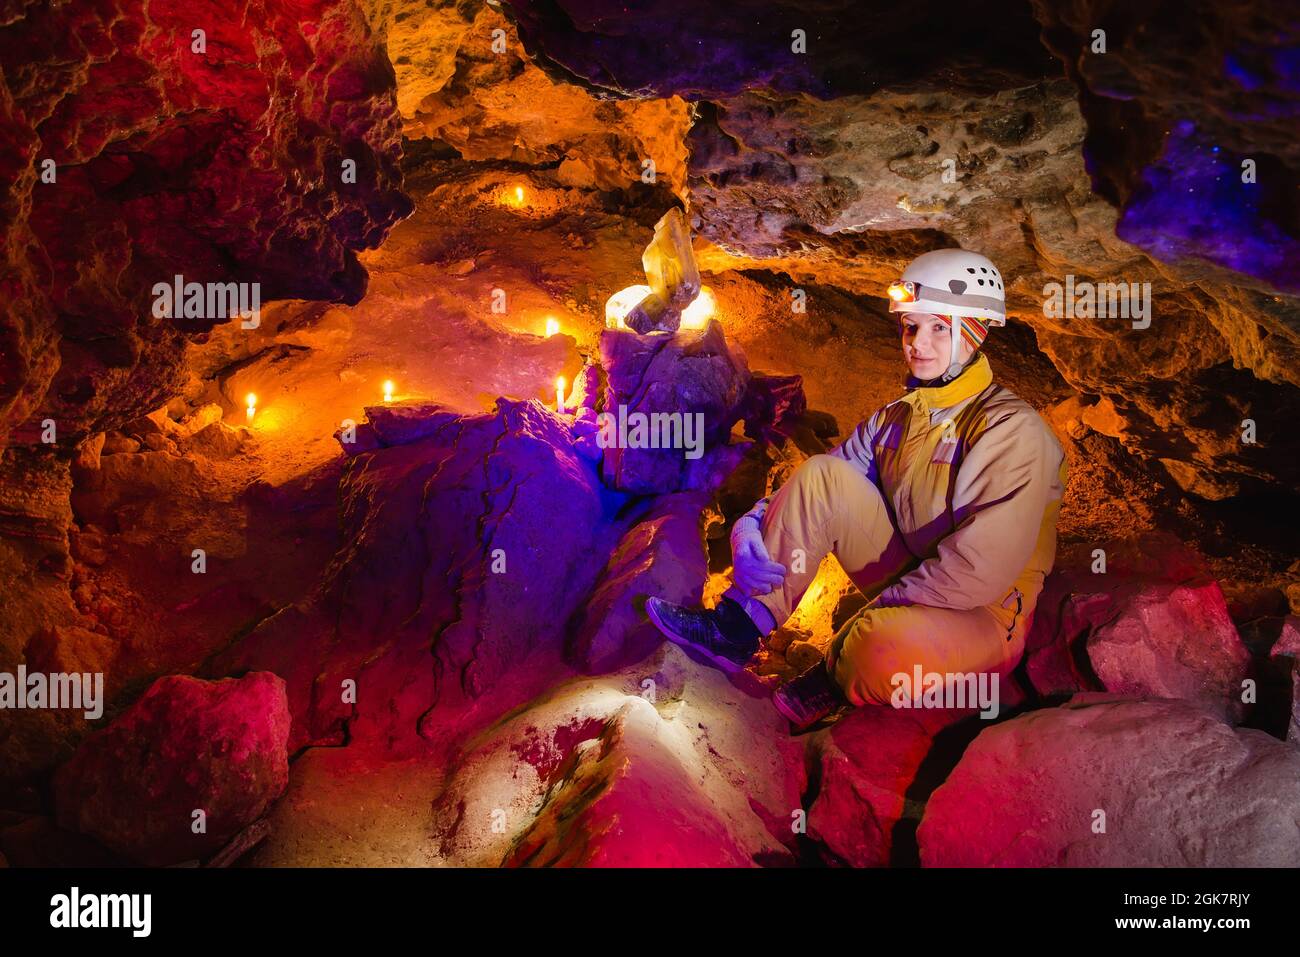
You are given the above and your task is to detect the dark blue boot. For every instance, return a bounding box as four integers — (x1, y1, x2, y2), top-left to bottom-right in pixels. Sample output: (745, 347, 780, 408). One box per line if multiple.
(644, 595, 762, 673)
(773, 663, 849, 731)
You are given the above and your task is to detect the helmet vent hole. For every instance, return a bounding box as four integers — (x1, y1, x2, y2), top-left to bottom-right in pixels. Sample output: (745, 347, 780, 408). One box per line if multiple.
(966, 267, 975, 273)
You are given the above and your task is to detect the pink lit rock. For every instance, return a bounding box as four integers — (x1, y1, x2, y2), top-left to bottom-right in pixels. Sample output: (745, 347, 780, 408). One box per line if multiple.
(52, 673, 290, 866)
(431, 644, 805, 867)
(1025, 532, 1250, 720)
(917, 694, 1300, 867)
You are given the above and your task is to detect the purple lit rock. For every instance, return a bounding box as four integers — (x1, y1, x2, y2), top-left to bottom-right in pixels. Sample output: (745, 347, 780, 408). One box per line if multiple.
(52, 673, 290, 866)
(570, 492, 710, 673)
(212, 398, 629, 752)
(599, 322, 751, 495)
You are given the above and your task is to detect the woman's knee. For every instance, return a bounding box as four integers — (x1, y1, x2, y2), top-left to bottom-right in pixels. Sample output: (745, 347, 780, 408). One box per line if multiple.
(790, 454, 867, 499)
(829, 608, 918, 705)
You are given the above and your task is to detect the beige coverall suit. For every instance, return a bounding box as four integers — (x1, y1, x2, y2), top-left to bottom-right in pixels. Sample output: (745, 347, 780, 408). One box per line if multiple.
(738, 353, 1068, 707)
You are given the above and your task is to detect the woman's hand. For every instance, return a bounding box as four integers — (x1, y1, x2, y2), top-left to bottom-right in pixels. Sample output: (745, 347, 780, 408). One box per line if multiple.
(730, 519, 787, 596)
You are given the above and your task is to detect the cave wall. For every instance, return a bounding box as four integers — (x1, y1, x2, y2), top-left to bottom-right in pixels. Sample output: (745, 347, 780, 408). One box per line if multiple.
(494, 0, 1300, 501)
(0, 0, 413, 452)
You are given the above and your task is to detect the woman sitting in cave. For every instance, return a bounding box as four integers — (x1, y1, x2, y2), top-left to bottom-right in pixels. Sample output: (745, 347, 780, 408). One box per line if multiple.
(646, 249, 1069, 730)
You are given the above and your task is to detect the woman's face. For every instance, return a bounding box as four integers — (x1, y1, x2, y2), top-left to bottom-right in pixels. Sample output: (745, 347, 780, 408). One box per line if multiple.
(900, 313, 974, 381)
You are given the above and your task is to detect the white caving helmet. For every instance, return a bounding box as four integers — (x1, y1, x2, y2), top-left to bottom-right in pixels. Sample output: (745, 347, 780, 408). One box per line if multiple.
(887, 248, 1007, 382)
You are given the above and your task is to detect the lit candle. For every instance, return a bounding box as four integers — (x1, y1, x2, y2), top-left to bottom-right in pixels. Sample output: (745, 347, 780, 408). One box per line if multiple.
(544, 316, 560, 338)
(245, 393, 257, 422)
(383, 380, 394, 403)
(555, 376, 566, 414)
(514, 185, 525, 205)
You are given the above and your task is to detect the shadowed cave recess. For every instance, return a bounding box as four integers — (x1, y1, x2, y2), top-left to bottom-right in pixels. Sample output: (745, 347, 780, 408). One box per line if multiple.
(1, 0, 1299, 870)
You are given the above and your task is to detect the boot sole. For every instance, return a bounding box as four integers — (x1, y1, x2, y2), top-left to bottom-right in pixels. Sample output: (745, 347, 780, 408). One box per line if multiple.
(645, 598, 748, 676)
(772, 691, 818, 730)
(772, 689, 844, 732)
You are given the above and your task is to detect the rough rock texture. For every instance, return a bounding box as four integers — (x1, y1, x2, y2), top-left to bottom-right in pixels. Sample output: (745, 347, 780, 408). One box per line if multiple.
(507, 0, 1059, 99)
(0, 0, 413, 450)
(52, 672, 290, 866)
(569, 491, 710, 673)
(431, 644, 804, 867)
(365, 0, 690, 193)
(1031, 0, 1300, 292)
(210, 398, 630, 752)
(1269, 617, 1300, 744)
(599, 321, 751, 494)
(805, 705, 982, 868)
(918, 695, 1300, 867)
(1026, 532, 1252, 719)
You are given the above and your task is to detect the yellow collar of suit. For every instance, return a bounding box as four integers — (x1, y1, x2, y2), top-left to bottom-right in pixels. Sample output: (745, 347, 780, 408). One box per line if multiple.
(904, 352, 992, 412)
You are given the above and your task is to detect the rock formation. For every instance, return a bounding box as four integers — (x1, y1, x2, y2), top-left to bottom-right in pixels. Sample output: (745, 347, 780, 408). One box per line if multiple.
(1, 0, 1297, 870)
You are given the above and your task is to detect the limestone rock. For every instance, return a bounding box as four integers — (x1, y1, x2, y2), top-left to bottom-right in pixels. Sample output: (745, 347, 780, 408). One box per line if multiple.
(52, 673, 290, 866)
(917, 695, 1300, 867)
(0, 0, 413, 451)
(1025, 533, 1250, 720)
(599, 321, 751, 494)
(807, 705, 984, 867)
(569, 492, 710, 673)
(210, 399, 630, 752)
(431, 644, 805, 867)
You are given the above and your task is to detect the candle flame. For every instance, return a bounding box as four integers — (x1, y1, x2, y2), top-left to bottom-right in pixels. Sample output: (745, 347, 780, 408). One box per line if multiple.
(245, 392, 257, 422)
(544, 317, 560, 338)
(383, 380, 394, 402)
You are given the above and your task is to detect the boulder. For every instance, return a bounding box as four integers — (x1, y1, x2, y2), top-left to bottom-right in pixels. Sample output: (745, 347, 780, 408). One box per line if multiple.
(1025, 532, 1250, 719)
(599, 321, 751, 494)
(211, 398, 630, 753)
(430, 644, 805, 867)
(807, 705, 984, 867)
(569, 492, 709, 673)
(917, 694, 1300, 867)
(184, 421, 248, 460)
(53, 673, 290, 866)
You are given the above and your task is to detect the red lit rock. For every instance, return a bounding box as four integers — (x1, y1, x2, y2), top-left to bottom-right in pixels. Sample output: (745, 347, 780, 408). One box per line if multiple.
(0, 0, 412, 450)
(806, 706, 980, 867)
(1025, 532, 1250, 719)
(52, 672, 290, 866)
